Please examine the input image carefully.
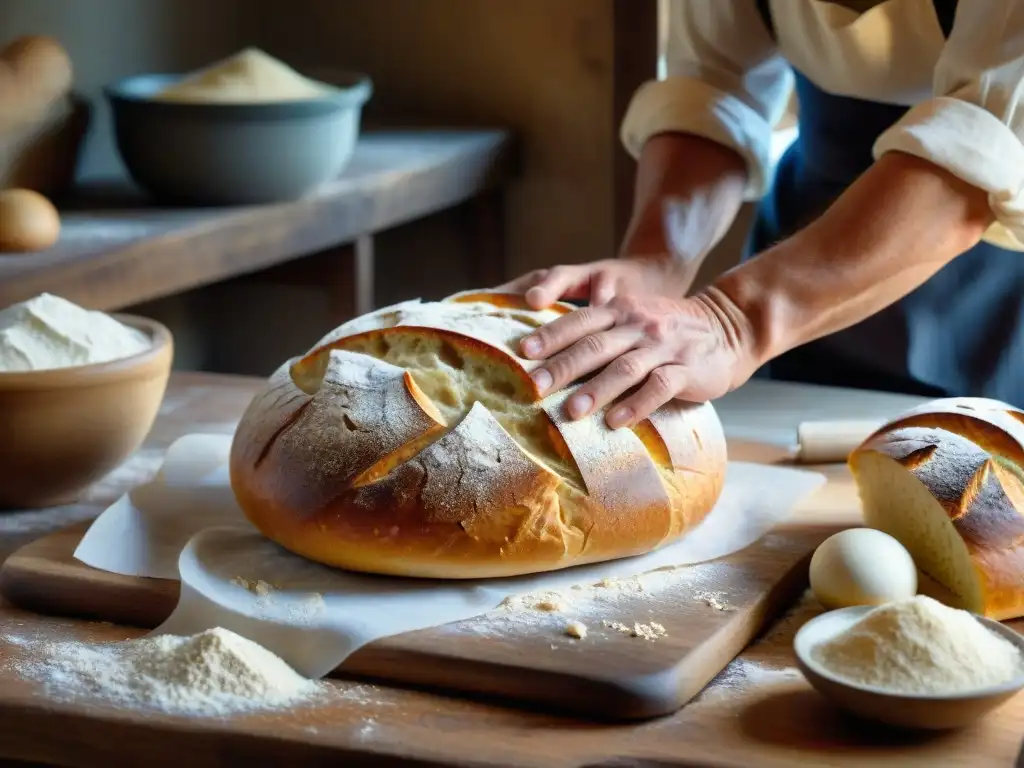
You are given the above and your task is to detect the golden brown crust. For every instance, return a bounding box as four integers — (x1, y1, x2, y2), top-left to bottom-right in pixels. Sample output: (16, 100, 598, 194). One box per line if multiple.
(849, 396, 1024, 619)
(229, 291, 728, 578)
(444, 290, 576, 316)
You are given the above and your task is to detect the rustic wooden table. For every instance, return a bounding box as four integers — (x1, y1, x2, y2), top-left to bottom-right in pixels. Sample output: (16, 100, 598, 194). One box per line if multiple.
(0, 374, 1021, 768)
(0, 130, 513, 315)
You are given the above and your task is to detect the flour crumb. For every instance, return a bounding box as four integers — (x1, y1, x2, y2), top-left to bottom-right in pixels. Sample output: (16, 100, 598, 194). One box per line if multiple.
(565, 621, 587, 640)
(288, 593, 327, 623)
(812, 595, 1024, 695)
(8, 627, 325, 717)
(604, 620, 666, 641)
(535, 599, 564, 612)
(693, 590, 736, 612)
(231, 578, 325, 625)
(232, 577, 276, 597)
(499, 591, 573, 613)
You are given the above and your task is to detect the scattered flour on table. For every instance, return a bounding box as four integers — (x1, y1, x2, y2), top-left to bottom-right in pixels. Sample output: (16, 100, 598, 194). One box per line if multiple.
(471, 562, 736, 642)
(230, 576, 326, 624)
(811, 595, 1024, 695)
(711, 658, 804, 693)
(603, 620, 667, 641)
(5, 626, 328, 717)
(691, 589, 822, 704)
(692, 589, 737, 612)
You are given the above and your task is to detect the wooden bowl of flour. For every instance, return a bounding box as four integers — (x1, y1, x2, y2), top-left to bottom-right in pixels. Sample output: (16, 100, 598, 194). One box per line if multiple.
(0, 314, 173, 509)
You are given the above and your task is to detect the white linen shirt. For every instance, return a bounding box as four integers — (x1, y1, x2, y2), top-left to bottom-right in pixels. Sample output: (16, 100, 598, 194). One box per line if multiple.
(621, 0, 1024, 250)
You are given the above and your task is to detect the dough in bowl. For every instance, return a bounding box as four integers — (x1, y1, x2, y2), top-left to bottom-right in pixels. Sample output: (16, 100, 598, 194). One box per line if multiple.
(229, 291, 728, 578)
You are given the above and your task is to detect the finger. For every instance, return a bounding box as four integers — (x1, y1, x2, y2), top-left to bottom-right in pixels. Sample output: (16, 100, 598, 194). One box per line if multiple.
(606, 364, 688, 429)
(520, 304, 615, 360)
(567, 347, 666, 418)
(523, 265, 589, 309)
(534, 325, 644, 406)
(590, 272, 617, 306)
(494, 269, 548, 294)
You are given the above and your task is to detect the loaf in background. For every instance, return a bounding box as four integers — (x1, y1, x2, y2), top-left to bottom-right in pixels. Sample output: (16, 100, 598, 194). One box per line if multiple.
(849, 397, 1024, 620)
(229, 290, 727, 579)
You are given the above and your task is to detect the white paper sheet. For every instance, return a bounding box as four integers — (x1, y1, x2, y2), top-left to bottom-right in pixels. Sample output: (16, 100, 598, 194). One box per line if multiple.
(75, 434, 826, 678)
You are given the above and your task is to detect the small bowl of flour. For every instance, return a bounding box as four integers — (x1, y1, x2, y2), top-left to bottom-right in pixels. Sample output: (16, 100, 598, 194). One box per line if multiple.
(794, 595, 1024, 730)
(0, 293, 173, 509)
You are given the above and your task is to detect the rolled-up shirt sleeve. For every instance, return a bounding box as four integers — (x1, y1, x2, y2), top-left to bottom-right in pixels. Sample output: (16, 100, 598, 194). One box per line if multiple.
(620, 0, 794, 201)
(873, 1, 1024, 250)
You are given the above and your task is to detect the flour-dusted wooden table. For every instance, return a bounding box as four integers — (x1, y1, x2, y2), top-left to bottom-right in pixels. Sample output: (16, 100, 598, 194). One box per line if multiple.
(0, 130, 513, 316)
(0, 374, 1021, 768)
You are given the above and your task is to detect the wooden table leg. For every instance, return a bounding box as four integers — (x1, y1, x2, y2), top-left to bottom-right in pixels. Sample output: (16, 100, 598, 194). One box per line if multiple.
(354, 234, 375, 316)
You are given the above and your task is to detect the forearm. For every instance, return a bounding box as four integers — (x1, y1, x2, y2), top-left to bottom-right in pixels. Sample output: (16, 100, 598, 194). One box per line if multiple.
(711, 151, 994, 365)
(621, 132, 748, 270)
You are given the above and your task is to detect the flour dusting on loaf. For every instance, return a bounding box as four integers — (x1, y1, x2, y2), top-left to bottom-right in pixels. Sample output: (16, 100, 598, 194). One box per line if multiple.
(229, 291, 727, 578)
(849, 397, 1024, 620)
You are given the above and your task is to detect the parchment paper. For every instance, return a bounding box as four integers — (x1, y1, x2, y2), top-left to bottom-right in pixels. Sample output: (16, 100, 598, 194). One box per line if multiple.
(75, 434, 826, 678)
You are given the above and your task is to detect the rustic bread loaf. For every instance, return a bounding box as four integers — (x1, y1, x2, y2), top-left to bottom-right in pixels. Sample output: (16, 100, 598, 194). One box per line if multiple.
(229, 291, 728, 578)
(848, 397, 1024, 620)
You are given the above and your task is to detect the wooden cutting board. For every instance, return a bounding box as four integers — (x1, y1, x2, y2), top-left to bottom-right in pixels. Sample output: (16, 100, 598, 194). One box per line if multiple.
(0, 520, 843, 721)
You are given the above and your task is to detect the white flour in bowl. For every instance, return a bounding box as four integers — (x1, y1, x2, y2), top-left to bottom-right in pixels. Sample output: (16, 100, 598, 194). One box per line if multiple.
(7, 626, 326, 717)
(811, 595, 1024, 695)
(0, 293, 150, 372)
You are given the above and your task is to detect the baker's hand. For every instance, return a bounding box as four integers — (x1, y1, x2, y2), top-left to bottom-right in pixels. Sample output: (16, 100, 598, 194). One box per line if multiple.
(520, 288, 760, 428)
(497, 258, 690, 309)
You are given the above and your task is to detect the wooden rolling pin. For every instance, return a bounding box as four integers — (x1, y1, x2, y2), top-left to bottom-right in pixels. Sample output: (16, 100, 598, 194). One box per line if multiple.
(795, 419, 885, 464)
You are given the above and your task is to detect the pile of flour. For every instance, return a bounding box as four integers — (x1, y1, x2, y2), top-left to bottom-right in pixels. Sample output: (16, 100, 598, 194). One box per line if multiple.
(12, 626, 325, 717)
(812, 595, 1024, 695)
(155, 48, 332, 103)
(0, 293, 150, 372)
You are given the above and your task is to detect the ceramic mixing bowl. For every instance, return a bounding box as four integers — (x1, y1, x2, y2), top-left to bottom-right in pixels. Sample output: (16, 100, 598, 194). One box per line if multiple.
(0, 314, 173, 509)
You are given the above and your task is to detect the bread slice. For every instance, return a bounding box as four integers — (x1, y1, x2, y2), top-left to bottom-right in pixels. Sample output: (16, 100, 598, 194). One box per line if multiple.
(849, 398, 1024, 620)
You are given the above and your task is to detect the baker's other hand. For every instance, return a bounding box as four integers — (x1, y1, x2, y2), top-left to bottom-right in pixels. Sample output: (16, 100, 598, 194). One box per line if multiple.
(520, 287, 760, 428)
(496, 258, 690, 310)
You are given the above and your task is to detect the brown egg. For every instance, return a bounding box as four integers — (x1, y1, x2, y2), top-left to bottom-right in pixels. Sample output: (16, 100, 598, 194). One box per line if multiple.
(0, 188, 61, 252)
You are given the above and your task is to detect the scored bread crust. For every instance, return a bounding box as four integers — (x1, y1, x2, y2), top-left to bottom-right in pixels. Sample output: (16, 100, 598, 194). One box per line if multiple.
(849, 397, 1024, 620)
(229, 291, 727, 579)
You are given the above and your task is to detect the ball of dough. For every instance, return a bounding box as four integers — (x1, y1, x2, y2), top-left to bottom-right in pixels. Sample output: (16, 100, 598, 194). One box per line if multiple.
(809, 528, 918, 610)
(0, 188, 61, 252)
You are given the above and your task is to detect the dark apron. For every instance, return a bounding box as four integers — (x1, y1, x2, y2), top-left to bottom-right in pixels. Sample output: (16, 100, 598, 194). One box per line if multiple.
(750, 0, 1024, 406)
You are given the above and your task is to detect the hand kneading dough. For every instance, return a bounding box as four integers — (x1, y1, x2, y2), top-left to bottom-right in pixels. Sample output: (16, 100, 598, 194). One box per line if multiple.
(154, 48, 331, 103)
(229, 291, 728, 579)
(809, 528, 918, 610)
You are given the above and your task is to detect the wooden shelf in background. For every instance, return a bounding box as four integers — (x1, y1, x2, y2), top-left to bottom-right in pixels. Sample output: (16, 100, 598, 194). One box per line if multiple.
(0, 129, 514, 313)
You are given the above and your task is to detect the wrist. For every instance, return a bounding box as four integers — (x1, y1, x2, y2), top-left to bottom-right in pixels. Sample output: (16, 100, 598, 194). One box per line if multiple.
(707, 240, 804, 367)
